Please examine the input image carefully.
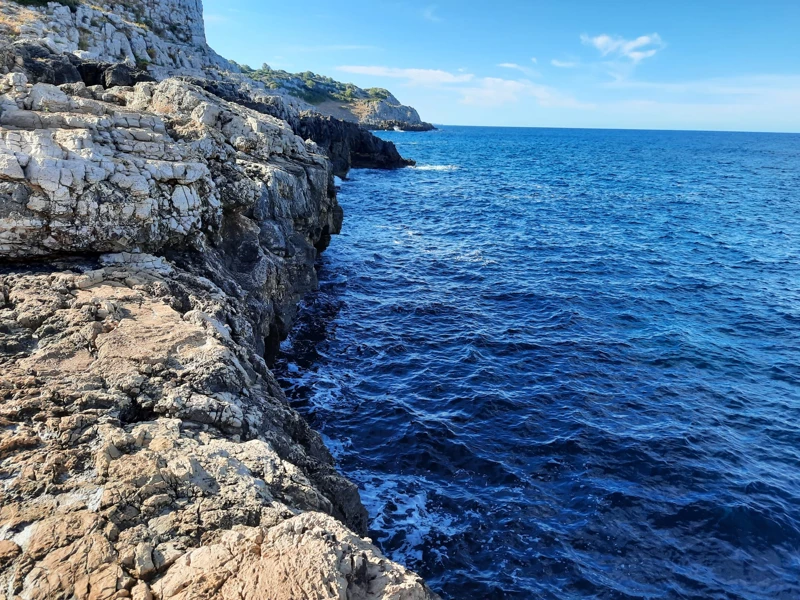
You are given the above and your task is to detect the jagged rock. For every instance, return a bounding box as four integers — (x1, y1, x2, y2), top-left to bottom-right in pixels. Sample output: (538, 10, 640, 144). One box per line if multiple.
(0, 1, 439, 598)
(0, 41, 83, 86)
(0, 73, 340, 263)
(366, 119, 437, 133)
(0, 262, 438, 598)
(239, 66, 433, 132)
(8, 0, 233, 79)
(103, 63, 135, 88)
(354, 93, 436, 131)
(297, 113, 415, 178)
(153, 512, 433, 599)
(1, 1, 413, 177)
(0, 540, 20, 568)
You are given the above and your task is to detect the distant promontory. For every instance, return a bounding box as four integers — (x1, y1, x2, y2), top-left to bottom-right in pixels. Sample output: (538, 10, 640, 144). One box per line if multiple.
(238, 63, 436, 132)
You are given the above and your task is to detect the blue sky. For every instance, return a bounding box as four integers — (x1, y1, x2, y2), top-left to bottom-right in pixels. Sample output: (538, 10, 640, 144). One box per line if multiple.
(203, 0, 800, 132)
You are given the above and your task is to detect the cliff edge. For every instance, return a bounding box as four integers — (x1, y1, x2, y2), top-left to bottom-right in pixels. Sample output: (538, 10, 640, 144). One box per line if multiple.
(237, 65, 435, 132)
(0, 1, 438, 599)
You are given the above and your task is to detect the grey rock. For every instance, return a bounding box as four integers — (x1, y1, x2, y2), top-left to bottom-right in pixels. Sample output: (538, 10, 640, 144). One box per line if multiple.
(297, 113, 415, 177)
(103, 63, 137, 88)
(0, 1, 439, 598)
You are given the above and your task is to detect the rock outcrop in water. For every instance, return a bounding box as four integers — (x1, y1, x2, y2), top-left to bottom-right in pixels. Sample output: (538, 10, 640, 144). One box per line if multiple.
(0, 1, 437, 598)
(296, 114, 414, 178)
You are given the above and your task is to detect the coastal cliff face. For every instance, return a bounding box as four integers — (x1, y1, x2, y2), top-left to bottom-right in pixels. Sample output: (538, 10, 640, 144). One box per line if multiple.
(235, 66, 434, 132)
(2, 0, 433, 132)
(2, 0, 233, 77)
(330, 92, 435, 132)
(0, 1, 438, 599)
(0, 0, 412, 171)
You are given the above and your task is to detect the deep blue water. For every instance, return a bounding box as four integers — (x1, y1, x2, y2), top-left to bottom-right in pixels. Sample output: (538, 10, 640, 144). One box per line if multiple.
(276, 127, 800, 599)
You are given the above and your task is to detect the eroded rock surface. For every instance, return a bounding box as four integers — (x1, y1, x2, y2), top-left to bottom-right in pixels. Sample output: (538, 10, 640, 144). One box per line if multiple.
(335, 92, 435, 132)
(0, 263, 435, 599)
(0, 0, 438, 598)
(3, 0, 233, 78)
(0, 74, 338, 258)
(296, 114, 414, 178)
(0, 0, 413, 176)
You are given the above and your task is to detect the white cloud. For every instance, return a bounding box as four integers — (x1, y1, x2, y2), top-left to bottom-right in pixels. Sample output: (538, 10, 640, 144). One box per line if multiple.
(336, 65, 591, 110)
(531, 57, 538, 64)
(423, 5, 441, 22)
(581, 33, 665, 63)
(336, 65, 474, 85)
(498, 63, 539, 77)
(551, 59, 578, 68)
(459, 77, 594, 109)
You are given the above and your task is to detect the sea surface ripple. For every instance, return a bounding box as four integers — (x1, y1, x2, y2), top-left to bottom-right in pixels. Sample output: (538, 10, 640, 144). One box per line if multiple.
(276, 127, 800, 599)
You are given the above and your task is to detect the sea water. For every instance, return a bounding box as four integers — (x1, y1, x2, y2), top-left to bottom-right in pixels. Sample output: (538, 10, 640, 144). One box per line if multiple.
(276, 126, 800, 599)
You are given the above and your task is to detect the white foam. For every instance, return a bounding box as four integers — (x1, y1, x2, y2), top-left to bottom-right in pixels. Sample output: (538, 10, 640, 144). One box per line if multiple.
(355, 472, 472, 567)
(412, 165, 460, 172)
(453, 249, 496, 265)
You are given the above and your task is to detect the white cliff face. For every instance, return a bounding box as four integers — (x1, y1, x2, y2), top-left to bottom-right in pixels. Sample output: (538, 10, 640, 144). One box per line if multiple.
(4, 0, 431, 130)
(3, 0, 327, 124)
(354, 95, 427, 128)
(14, 0, 234, 77)
(0, 73, 330, 258)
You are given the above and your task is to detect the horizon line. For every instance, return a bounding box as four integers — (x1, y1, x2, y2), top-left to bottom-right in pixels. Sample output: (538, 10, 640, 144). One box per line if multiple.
(408, 124, 800, 135)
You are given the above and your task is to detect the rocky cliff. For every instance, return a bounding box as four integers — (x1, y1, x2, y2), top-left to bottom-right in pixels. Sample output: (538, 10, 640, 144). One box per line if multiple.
(0, 0, 412, 173)
(0, 1, 438, 599)
(315, 95, 435, 133)
(237, 66, 435, 132)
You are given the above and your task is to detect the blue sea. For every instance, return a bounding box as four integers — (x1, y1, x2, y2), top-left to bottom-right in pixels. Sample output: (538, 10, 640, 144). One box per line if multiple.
(276, 127, 800, 599)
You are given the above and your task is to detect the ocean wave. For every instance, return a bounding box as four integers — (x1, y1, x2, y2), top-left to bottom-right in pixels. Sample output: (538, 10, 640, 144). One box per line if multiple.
(412, 164, 460, 172)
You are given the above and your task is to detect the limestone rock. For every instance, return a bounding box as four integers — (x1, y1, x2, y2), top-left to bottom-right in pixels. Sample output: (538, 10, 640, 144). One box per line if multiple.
(0, 73, 341, 267)
(239, 66, 433, 132)
(0, 263, 439, 598)
(9, 0, 233, 79)
(0, 540, 20, 568)
(0, 1, 438, 598)
(353, 92, 436, 131)
(0, 0, 412, 178)
(154, 512, 433, 600)
(296, 114, 415, 178)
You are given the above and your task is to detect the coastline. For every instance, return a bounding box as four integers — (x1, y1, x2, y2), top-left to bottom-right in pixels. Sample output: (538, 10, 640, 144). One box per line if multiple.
(0, 1, 439, 598)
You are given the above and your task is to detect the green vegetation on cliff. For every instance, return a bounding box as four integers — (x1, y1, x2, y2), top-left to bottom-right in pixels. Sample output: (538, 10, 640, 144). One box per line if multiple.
(238, 63, 392, 106)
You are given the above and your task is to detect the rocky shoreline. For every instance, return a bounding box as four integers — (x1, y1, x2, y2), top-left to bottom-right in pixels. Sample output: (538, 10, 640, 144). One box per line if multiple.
(0, 0, 438, 598)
